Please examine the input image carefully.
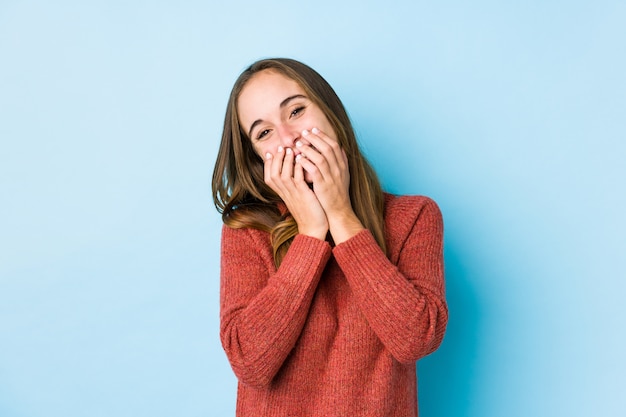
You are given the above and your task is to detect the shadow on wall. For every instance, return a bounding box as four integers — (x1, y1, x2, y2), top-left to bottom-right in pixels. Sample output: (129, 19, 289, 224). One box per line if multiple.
(418, 240, 482, 416)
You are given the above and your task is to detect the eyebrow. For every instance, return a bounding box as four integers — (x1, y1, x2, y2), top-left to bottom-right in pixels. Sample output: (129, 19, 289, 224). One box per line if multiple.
(247, 94, 307, 139)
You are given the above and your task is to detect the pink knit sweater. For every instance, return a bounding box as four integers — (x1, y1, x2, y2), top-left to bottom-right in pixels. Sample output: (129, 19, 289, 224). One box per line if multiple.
(219, 194, 448, 416)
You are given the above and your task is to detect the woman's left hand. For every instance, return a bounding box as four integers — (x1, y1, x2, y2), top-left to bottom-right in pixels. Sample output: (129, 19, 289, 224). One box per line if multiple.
(295, 128, 365, 244)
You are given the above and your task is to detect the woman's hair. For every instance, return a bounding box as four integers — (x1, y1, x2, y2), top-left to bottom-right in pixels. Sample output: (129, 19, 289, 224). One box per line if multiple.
(212, 58, 386, 266)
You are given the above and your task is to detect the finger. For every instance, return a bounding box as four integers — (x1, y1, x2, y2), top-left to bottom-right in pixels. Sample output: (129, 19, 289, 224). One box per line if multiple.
(293, 154, 305, 184)
(341, 147, 349, 166)
(296, 145, 327, 180)
(300, 129, 343, 174)
(308, 128, 344, 165)
(296, 140, 333, 181)
(272, 146, 285, 177)
(265, 146, 287, 194)
(281, 147, 295, 180)
(263, 151, 273, 184)
(297, 153, 323, 183)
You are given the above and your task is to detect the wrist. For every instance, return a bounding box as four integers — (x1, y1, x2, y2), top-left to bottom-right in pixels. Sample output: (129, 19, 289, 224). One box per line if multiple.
(328, 211, 364, 245)
(298, 225, 329, 241)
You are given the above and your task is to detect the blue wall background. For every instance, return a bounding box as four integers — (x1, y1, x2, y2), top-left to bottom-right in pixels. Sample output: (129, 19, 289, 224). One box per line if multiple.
(1, 1, 624, 416)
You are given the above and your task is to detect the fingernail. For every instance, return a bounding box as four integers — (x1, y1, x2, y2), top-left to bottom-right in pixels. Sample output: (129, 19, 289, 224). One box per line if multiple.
(311, 127, 319, 134)
(277, 146, 284, 152)
(295, 154, 302, 162)
(265, 152, 272, 160)
(295, 141, 302, 147)
(302, 129, 309, 136)
(286, 147, 292, 154)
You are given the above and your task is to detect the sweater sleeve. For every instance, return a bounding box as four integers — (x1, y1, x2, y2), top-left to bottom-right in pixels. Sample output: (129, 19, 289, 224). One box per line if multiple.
(332, 197, 448, 364)
(219, 225, 332, 388)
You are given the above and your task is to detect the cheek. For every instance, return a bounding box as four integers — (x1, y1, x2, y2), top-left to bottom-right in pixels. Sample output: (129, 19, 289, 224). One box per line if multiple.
(253, 135, 283, 157)
(251, 142, 268, 158)
(314, 115, 338, 142)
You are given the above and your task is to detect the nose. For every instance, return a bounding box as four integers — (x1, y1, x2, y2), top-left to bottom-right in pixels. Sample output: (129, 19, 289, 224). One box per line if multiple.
(276, 123, 300, 149)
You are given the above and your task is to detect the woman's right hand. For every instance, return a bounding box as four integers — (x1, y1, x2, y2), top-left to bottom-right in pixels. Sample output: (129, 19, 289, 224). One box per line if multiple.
(264, 146, 328, 241)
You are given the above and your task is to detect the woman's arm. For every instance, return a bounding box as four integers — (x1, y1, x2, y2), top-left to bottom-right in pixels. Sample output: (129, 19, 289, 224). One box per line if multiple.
(332, 197, 448, 363)
(219, 225, 331, 388)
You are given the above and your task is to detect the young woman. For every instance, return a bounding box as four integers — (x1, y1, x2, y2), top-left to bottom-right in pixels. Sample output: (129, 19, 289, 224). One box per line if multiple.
(212, 58, 448, 416)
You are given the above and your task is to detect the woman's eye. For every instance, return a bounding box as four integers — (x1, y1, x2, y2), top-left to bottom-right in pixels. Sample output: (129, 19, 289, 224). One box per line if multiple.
(290, 106, 305, 118)
(257, 129, 270, 139)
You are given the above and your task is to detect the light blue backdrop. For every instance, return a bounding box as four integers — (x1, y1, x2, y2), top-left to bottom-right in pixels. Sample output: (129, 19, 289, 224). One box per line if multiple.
(1, 1, 624, 416)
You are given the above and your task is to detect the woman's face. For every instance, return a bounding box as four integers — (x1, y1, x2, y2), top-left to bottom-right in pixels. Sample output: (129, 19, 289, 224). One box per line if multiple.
(237, 70, 337, 168)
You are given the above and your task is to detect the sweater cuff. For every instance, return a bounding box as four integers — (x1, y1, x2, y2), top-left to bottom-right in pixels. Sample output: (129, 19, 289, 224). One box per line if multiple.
(332, 229, 389, 272)
(278, 234, 332, 284)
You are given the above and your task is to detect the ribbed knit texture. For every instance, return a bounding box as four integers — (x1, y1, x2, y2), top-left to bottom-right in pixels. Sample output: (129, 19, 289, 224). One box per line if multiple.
(220, 194, 448, 416)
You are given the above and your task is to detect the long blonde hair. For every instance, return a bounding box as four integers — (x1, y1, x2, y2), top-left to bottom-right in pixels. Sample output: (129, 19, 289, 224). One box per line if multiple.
(212, 58, 386, 266)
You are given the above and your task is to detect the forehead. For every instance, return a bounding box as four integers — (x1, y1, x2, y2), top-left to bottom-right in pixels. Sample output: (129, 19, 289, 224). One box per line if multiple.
(237, 70, 306, 128)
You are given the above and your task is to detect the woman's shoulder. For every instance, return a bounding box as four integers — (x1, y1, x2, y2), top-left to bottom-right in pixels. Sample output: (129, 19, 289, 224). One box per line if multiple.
(383, 192, 441, 219)
(382, 193, 443, 261)
(221, 222, 271, 247)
